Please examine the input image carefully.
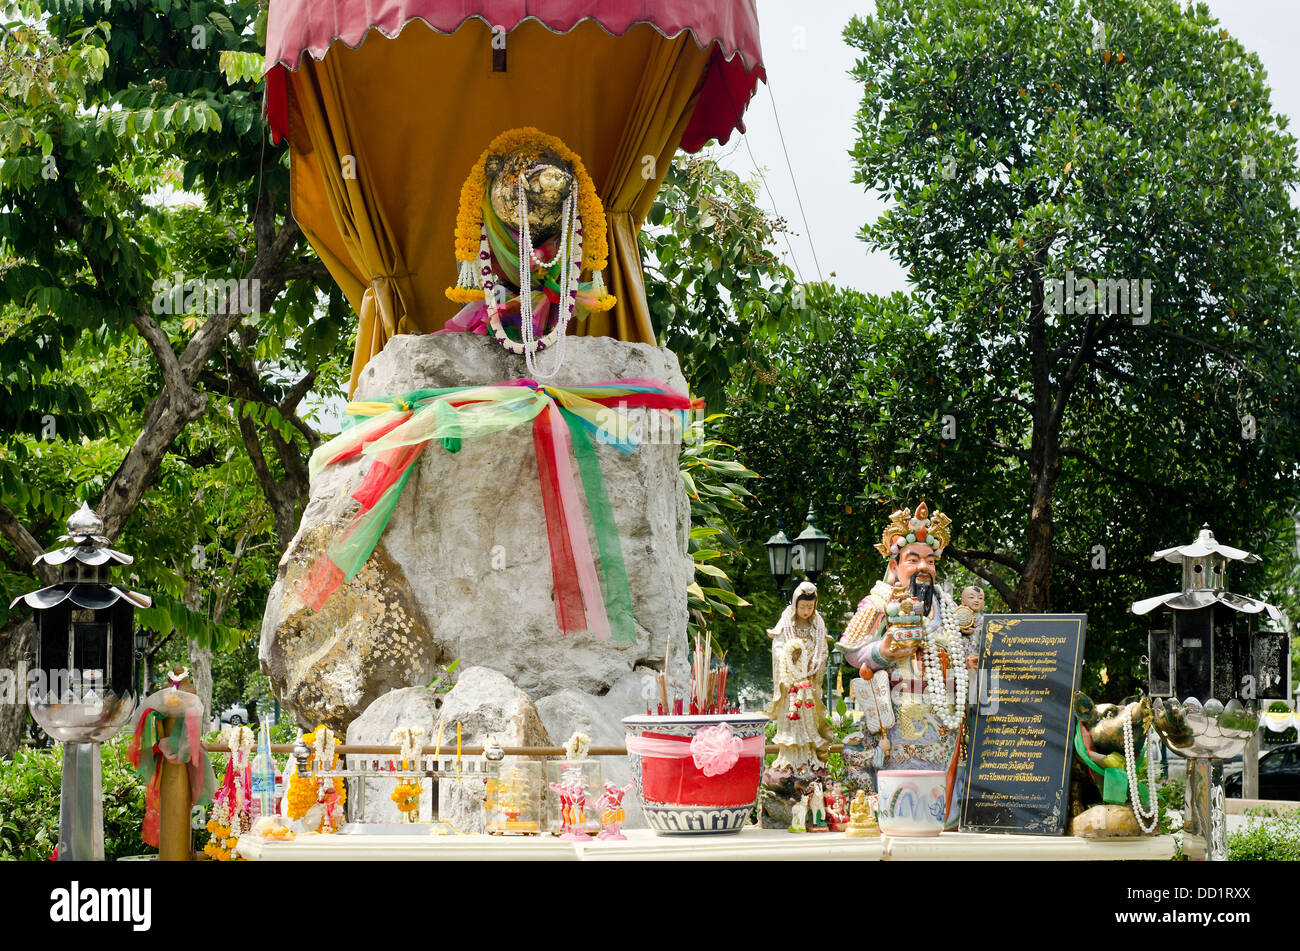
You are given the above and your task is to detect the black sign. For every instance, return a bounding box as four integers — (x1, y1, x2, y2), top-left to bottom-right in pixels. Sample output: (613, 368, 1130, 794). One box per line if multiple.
(961, 614, 1086, 835)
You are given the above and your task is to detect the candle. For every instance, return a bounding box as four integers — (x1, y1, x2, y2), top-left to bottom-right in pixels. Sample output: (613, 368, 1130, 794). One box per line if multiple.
(456, 722, 462, 781)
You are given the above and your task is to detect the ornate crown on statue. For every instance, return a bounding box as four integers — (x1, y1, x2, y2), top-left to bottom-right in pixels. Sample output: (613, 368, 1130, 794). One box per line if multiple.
(874, 501, 952, 559)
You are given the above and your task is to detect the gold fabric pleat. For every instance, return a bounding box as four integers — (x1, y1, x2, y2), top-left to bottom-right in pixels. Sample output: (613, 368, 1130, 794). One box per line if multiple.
(282, 20, 713, 393)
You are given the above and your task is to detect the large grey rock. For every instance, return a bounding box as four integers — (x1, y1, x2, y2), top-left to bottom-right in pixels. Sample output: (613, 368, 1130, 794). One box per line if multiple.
(260, 540, 442, 732)
(535, 668, 658, 829)
(344, 667, 549, 826)
(261, 333, 694, 730)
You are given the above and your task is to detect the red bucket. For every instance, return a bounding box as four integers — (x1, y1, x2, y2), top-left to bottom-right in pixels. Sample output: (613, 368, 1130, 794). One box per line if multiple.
(623, 714, 768, 835)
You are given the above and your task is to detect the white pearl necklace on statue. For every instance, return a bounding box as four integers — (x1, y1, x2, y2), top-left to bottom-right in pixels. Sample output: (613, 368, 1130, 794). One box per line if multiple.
(515, 177, 579, 380)
(1122, 705, 1161, 834)
(923, 589, 967, 730)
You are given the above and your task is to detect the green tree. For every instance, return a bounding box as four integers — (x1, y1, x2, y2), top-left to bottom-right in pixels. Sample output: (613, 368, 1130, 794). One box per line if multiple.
(643, 154, 824, 413)
(0, 1, 344, 751)
(841, 0, 1300, 644)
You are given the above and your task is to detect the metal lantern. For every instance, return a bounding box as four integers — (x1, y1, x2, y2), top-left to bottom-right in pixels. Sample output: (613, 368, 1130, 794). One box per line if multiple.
(1131, 525, 1283, 861)
(765, 526, 793, 596)
(793, 504, 830, 582)
(9, 502, 150, 860)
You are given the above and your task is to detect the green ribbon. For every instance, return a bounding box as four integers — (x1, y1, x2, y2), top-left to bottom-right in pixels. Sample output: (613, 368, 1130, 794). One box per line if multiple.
(560, 406, 636, 644)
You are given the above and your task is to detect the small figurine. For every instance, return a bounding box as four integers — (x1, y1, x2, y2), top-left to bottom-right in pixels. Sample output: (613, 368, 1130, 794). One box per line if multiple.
(549, 777, 594, 841)
(825, 781, 849, 832)
(807, 781, 828, 832)
(845, 789, 880, 838)
(490, 764, 542, 834)
(789, 794, 808, 833)
(594, 781, 635, 840)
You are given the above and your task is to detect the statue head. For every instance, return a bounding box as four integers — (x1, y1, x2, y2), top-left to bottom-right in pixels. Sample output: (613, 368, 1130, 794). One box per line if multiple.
(484, 146, 575, 241)
(961, 585, 985, 612)
(875, 502, 952, 590)
(792, 580, 818, 621)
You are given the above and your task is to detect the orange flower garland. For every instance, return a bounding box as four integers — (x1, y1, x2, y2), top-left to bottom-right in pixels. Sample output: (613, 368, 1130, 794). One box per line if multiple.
(286, 727, 347, 825)
(446, 127, 613, 311)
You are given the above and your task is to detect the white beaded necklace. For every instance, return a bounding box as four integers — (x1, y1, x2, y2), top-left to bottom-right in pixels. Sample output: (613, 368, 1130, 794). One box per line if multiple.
(514, 176, 580, 380)
(923, 588, 968, 730)
(1122, 705, 1161, 834)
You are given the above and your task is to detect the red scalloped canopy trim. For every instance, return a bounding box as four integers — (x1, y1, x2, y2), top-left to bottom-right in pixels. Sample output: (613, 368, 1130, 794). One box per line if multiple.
(263, 2, 764, 152)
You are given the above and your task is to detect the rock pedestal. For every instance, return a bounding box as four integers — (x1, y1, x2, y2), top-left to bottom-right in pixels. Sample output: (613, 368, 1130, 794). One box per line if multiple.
(260, 333, 694, 732)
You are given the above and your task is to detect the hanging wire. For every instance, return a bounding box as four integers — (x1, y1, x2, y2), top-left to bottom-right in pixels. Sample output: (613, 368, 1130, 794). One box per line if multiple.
(765, 82, 825, 284)
(739, 131, 807, 285)
(719, 71, 809, 284)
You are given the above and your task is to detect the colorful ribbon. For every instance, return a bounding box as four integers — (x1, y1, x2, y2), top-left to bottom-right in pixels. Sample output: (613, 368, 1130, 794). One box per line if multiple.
(625, 732, 766, 768)
(127, 689, 216, 848)
(300, 377, 701, 644)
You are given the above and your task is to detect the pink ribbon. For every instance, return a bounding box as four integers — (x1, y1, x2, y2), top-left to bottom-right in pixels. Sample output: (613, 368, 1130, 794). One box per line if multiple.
(625, 729, 764, 777)
(539, 401, 611, 642)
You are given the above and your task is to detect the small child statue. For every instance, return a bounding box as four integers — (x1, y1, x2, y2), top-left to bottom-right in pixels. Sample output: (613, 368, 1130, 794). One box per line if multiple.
(954, 584, 986, 636)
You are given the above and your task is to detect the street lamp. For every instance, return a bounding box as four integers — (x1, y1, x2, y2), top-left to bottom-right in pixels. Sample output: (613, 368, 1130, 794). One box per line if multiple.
(10, 502, 150, 860)
(1133, 524, 1285, 862)
(793, 504, 830, 582)
(765, 525, 793, 599)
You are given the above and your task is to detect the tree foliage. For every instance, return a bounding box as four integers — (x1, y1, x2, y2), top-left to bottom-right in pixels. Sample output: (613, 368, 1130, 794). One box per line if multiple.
(643, 154, 826, 413)
(833, 0, 1300, 691)
(0, 1, 347, 750)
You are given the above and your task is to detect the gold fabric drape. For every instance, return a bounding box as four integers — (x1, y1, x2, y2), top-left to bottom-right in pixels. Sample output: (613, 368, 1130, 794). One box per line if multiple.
(282, 20, 713, 393)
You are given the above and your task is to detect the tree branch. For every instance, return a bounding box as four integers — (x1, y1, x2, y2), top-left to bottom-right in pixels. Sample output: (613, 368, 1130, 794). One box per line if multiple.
(100, 209, 305, 540)
(945, 546, 1018, 608)
(989, 394, 1033, 412)
(278, 368, 318, 415)
(1059, 446, 1157, 488)
(949, 546, 1025, 573)
(991, 441, 1030, 462)
(276, 261, 332, 284)
(1153, 327, 1261, 377)
(0, 501, 57, 585)
(1085, 353, 1140, 385)
(131, 312, 186, 395)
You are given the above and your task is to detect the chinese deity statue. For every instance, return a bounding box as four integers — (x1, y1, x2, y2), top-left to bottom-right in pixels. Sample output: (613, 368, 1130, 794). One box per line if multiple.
(760, 581, 836, 828)
(838, 503, 978, 829)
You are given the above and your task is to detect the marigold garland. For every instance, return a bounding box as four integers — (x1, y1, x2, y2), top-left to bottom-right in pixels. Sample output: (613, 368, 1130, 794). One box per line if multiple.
(391, 780, 421, 813)
(450, 127, 609, 273)
(286, 727, 346, 824)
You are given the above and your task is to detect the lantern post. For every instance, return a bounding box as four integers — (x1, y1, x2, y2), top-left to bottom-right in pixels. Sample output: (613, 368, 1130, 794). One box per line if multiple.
(9, 503, 151, 861)
(1132, 525, 1285, 861)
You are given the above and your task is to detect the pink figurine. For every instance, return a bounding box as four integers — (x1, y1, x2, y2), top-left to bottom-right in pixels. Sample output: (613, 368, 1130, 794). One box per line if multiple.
(549, 779, 593, 841)
(594, 781, 635, 841)
(826, 781, 849, 832)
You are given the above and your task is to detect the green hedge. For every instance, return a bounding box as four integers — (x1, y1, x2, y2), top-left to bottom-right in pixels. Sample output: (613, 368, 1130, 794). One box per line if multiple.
(1228, 807, 1300, 861)
(0, 735, 149, 861)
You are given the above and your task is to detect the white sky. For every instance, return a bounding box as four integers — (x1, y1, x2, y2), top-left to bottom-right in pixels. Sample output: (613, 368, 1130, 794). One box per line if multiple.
(721, 0, 1300, 295)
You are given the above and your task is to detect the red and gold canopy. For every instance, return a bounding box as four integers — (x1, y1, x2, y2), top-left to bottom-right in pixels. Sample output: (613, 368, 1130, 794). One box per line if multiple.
(263, 1, 765, 392)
